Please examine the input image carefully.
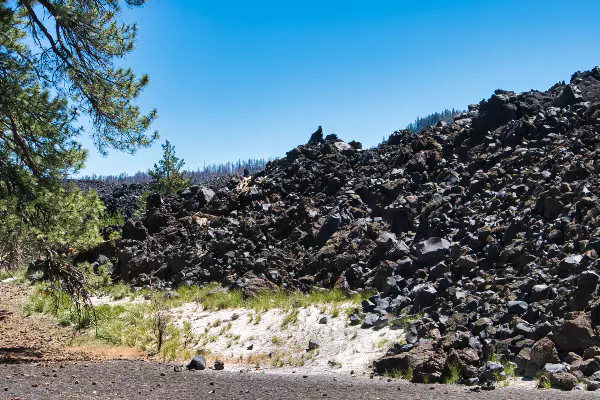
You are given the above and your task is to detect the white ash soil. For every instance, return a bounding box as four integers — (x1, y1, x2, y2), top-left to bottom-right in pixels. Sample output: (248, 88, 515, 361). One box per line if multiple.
(169, 301, 539, 388)
(89, 295, 541, 388)
(91, 295, 402, 376)
(172, 303, 402, 375)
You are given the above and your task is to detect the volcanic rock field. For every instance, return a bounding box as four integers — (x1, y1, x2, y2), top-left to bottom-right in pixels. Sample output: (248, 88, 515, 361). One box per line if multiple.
(79, 67, 600, 389)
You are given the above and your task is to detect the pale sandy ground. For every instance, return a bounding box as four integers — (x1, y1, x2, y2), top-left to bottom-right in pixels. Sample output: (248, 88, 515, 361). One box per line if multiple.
(170, 302, 402, 376)
(89, 295, 541, 389)
(91, 294, 401, 375)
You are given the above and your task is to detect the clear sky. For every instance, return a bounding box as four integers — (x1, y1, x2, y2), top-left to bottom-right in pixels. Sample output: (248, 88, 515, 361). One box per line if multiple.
(78, 0, 600, 176)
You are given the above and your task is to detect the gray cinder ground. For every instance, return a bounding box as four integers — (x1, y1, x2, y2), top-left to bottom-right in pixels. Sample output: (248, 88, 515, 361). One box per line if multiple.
(1, 361, 598, 400)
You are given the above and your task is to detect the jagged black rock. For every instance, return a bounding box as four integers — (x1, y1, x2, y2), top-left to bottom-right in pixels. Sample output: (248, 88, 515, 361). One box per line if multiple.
(79, 67, 600, 389)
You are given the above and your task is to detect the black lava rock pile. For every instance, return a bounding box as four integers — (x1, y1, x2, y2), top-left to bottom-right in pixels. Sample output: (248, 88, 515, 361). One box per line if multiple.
(76, 180, 150, 219)
(88, 67, 600, 389)
(76, 176, 234, 219)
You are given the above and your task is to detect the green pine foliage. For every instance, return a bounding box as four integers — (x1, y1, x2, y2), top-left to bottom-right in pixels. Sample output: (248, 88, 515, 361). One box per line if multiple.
(1, 1, 157, 200)
(0, 0, 157, 282)
(148, 140, 190, 195)
(0, 183, 105, 270)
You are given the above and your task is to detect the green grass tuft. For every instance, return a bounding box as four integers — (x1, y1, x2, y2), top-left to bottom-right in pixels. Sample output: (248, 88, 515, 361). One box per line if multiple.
(271, 336, 283, 345)
(102, 282, 132, 300)
(0, 267, 28, 283)
(281, 309, 300, 328)
(385, 367, 413, 381)
(444, 363, 461, 384)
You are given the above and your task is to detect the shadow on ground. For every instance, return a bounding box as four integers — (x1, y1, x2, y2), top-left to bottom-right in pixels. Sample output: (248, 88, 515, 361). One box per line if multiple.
(0, 346, 45, 364)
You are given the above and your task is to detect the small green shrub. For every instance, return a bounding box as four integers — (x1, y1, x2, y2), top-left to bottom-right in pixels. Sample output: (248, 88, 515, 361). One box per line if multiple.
(100, 211, 125, 229)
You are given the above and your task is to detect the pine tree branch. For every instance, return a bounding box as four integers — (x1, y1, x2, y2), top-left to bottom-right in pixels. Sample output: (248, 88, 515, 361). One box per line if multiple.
(22, 2, 73, 70)
(7, 111, 40, 178)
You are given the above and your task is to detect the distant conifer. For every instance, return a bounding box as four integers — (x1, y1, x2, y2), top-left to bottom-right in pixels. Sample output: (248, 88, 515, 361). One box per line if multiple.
(148, 140, 190, 195)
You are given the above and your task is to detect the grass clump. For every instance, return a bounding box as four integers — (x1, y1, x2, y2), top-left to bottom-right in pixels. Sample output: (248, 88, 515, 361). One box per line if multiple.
(385, 367, 413, 381)
(503, 361, 517, 378)
(102, 282, 131, 300)
(281, 309, 300, 328)
(444, 363, 461, 384)
(400, 313, 425, 330)
(25, 283, 93, 329)
(536, 374, 552, 389)
(331, 305, 341, 318)
(271, 336, 283, 345)
(487, 349, 516, 381)
(376, 338, 392, 350)
(0, 267, 28, 283)
(270, 352, 285, 367)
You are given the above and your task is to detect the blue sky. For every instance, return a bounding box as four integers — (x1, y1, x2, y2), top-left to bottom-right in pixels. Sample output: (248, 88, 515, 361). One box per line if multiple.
(79, 0, 600, 176)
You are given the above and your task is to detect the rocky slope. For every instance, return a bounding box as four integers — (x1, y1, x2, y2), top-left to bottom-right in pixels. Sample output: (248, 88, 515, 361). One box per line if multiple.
(85, 67, 600, 389)
(77, 180, 150, 219)
(76, 176, 233, 219)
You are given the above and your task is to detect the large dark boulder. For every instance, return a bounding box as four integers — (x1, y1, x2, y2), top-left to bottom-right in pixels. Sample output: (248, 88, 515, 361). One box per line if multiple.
(198, 186, 216, 206)
(415, 237, 451, 264)
(187, 355, 207, 370)
(530, 338, 560, 368)
(374, 343, 447, 383)
(122, 220, 148, 241)
(242, 278, 278, 299)
(552, 314, 598, 352)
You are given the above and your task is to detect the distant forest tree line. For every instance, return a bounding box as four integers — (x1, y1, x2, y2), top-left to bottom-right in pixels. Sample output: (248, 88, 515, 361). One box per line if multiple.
(404, 109, 463, 134)
(81, 109, 463, 185)
(79, 158, 271, 184)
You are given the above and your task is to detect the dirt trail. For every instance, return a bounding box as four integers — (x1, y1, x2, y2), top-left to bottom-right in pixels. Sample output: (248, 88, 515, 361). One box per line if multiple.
(0, 283, 143, 364)
(0, 283, 83, 364)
